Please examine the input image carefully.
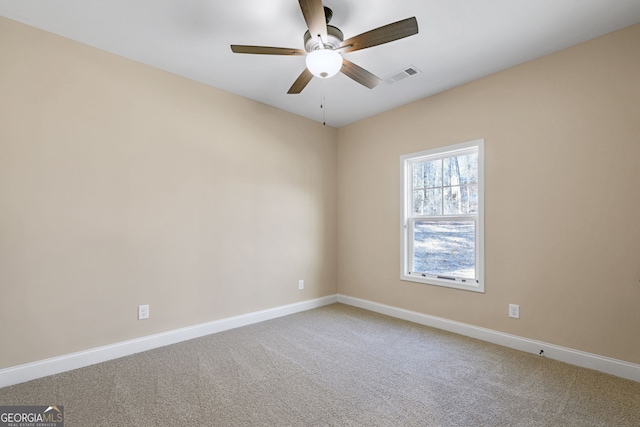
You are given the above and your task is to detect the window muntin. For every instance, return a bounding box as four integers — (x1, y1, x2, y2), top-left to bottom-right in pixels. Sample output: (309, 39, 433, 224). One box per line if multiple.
(401, 140, 484, 292)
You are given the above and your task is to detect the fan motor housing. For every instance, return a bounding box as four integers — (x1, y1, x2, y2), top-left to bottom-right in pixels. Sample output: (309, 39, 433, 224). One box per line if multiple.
(304, 25, 344, 52)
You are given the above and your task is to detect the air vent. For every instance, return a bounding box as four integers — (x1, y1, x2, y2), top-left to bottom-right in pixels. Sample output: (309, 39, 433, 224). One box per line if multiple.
(384, 66, 421, 85)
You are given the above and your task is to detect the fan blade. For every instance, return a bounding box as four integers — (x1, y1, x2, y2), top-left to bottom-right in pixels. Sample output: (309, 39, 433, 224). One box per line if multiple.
(288, 68, 314, 94)
(340, 17, 418, 53)
(341, 59, 382, 89)
(299, 0, 328, 43)
(231, 45, 305, 55)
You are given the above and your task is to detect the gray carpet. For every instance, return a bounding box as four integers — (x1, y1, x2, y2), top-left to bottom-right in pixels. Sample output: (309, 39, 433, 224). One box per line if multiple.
(1, 303, 639, 426)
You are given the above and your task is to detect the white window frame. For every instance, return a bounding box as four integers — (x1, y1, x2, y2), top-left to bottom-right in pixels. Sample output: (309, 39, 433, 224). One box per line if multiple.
(400, 139, 485, 292)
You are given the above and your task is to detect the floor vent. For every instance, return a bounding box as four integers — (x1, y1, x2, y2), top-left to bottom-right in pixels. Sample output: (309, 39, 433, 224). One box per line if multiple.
(384, 65, 421, 85)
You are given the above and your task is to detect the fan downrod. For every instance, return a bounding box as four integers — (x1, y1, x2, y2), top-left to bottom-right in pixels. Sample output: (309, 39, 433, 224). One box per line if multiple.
(304, 8, 343, 52)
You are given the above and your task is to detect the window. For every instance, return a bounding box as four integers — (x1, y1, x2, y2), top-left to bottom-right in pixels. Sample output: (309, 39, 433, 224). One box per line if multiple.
(400, 139, 484, 292)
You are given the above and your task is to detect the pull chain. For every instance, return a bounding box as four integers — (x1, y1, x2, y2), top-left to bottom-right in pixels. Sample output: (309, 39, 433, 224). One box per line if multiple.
(320, 79, 326, 126)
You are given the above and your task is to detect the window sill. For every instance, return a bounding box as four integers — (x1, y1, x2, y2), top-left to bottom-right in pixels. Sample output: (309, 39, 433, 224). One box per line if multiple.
(401, 274, 484, 293)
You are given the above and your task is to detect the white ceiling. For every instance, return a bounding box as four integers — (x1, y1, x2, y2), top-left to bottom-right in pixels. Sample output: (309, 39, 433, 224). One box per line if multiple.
(1, 0, 639, 127)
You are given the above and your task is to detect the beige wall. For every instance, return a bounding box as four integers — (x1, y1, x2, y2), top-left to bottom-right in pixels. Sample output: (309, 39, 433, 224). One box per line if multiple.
(1, 15, 639, 371)
(0, 17, 337, 369)
(337, 24, 640, 364)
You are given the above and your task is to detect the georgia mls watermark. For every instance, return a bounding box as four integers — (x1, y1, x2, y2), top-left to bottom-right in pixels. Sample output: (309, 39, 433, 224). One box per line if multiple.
(0, 406, 64, 427)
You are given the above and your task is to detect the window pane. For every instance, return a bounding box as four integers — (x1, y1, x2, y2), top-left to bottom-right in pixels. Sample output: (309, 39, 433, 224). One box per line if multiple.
(424, 188, 442, 215)
(443, 153, 478, 186)
(412, 220, 475, 279)
(462, 153, 478, 184)
(412, 163, 422, 189)
(413, 189, 442, 215)
(413, 190, 424, 215)
(444, 186, 460, 215)
(465, 184, 479, 214)
(413, 159, 442, 189)
(444, 185, 478, 215)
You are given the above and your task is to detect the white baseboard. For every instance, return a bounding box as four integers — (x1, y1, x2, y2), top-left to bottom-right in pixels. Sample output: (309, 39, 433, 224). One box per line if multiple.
(0, 295, 338, 388)
(3, 293, 638, 388)
(337, 294, 640, 383)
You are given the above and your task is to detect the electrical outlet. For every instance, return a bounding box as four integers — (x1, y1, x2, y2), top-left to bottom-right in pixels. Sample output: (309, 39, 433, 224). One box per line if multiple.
(508, 304, 519, 319)
(138, 304, 149, 320)
(298, 280, 304, 290)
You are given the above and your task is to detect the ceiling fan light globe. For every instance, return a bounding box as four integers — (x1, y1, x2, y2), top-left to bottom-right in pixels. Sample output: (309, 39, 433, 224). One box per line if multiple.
(305, 49, 343, 79)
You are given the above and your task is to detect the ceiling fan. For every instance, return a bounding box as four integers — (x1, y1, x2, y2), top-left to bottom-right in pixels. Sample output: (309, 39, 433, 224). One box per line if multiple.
(230, 0, 418, 94)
